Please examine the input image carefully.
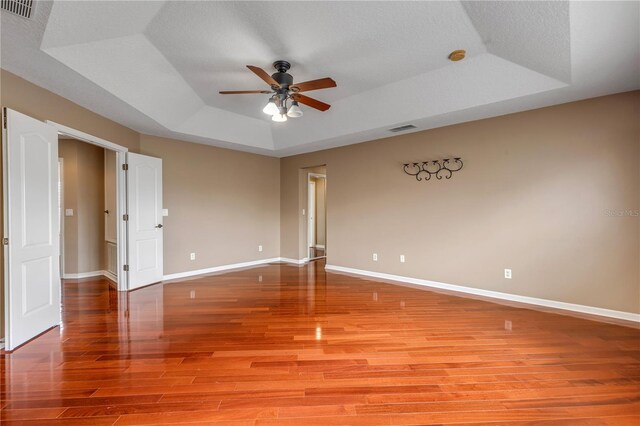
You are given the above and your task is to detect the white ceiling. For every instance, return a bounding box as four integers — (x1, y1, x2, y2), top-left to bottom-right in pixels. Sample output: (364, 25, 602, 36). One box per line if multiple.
(1, 1, 638, 157)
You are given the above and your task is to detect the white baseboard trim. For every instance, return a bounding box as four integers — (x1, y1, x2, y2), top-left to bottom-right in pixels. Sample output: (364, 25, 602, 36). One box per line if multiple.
(103, 271, 118, 283)
(62, 270, 109, 280)
(163, 258, 281, 281)
(325, 264, 640, 323)
(0, 337, 4, 350)
(278, 257, 309, 265)
(163, 257, 316, 280)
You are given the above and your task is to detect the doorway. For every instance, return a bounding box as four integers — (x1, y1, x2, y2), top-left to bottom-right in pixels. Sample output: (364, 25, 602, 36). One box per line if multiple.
(48, 121, 129, 292)
(308, 172, 326, 261)
(2, 109, 164, 350)
(58, 137, 118, 285)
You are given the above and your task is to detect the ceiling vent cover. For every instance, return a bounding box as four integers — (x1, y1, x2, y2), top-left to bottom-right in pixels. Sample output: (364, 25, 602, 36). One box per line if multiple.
(388, 124, 416, 133)
(1, 0, 33, 18)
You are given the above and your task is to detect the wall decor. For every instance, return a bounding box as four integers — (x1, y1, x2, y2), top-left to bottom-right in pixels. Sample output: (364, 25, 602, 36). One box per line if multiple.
(403, 158, 463, 181)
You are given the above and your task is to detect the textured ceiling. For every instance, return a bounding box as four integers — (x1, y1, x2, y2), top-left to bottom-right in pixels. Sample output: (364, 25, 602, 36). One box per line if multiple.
(1, 1, 638, 156)
(145, 1, 486, 118)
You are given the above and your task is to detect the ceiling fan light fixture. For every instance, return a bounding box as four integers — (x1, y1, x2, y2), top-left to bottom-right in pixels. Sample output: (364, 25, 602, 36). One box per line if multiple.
(262, 99, 279, 115)
(222, 61, 336, 121)
(287, 101, 303, 118)
(272, 113, 287, 122)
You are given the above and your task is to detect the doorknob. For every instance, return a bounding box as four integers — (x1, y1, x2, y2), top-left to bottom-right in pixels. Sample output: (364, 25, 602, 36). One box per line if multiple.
(156, 224, 163, 229)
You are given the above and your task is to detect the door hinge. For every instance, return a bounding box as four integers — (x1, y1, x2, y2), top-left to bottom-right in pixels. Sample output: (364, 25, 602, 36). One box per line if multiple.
(123, 264, 129, 272)
(122, 163, 129, 171)
(123, 214, 129, 221)
(3, 109, 7, 129)
(2, 238, 8, 245)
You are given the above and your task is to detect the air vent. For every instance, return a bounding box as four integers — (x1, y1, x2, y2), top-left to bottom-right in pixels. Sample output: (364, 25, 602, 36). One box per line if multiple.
(388, 124, 417, 133)
(1, 0, 33, 18)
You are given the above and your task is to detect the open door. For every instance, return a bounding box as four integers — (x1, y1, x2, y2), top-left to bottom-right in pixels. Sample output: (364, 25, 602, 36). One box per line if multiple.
(3, 108, 60, 351)
(126, 152, 163, 289)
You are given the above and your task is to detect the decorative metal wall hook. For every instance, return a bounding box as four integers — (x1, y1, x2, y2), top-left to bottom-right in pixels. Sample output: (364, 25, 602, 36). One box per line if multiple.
(403, 158, 463, 181)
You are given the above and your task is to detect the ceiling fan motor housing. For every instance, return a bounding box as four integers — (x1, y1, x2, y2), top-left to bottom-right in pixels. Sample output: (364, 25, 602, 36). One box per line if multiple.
(272, 60, 293, 88)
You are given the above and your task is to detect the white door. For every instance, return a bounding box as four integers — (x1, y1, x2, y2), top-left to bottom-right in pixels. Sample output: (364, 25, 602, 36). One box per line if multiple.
(3, 108, 60, 351)
(126, 152, 163, 289)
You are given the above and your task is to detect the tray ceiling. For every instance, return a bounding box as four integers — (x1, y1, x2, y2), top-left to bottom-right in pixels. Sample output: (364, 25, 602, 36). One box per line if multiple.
(1, 1, 638, 156)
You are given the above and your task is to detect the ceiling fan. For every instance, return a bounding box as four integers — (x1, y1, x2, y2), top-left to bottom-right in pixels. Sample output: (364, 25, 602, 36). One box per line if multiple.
(219, 60, 336, 122)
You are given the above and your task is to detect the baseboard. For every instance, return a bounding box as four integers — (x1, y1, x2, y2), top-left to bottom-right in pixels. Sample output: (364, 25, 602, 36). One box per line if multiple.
(325, 264, 640, 324)
(278, 257, 309, 265)
(0, 337, 4, 350)
(63, 270, 109, 280)
(103, 271, 117, 283)
(163, 258, 281, 281)
(315, 245, 325, 249)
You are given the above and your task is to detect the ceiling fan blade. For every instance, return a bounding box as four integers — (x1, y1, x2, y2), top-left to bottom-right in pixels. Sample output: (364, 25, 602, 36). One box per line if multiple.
(290, 77, 336, 93)
(292, 94, 331, 111)
(246, 65, 280, 88)
(219, 90, 273, 94)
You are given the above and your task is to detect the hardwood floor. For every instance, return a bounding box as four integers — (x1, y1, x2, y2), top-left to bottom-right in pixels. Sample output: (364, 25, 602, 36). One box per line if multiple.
(1, 259, 639, 425)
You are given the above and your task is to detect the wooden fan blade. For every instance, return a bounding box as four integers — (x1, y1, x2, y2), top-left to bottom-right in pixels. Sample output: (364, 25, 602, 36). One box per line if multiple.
(292, 94, 331, 111)
(219, 90, 272, 94)
(290, 77, 336, 93)
(246, 65, 280, 88)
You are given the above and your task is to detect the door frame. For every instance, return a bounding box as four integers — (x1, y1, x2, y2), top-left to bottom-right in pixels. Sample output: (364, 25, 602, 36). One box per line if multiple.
(307, 172, 326, 260)
(58, 158, 65, 278)
(46, 121, 129, 291)
(308, 179, 316, 249)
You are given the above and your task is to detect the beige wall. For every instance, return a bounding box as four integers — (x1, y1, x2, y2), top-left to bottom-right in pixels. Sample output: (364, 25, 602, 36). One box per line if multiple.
(59, 139, 106, 275)
(1, 66, 638, 344)
(281, 91, 640, 314)
(0, 70, 140, 151)
(139, 134, 280, 275)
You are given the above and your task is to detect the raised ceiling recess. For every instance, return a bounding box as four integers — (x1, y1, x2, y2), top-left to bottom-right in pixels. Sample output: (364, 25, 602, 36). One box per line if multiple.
(1, 1, 638, 156)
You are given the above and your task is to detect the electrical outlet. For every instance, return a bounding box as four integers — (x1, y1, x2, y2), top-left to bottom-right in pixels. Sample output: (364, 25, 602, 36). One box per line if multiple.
(302, 209, 306, 216)
(258, 275, 263, 282)
(504, 268, 512, 279)
(258, 245, 263, 252)
(372, 253, 378, 261)
(190, 253, 196, 261)
(400, 255, 405, 263)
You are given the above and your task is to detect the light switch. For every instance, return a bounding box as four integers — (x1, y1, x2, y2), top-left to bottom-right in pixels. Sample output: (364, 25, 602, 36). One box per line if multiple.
(65, 209, 74, 217)
(162, 209, 169, 217)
